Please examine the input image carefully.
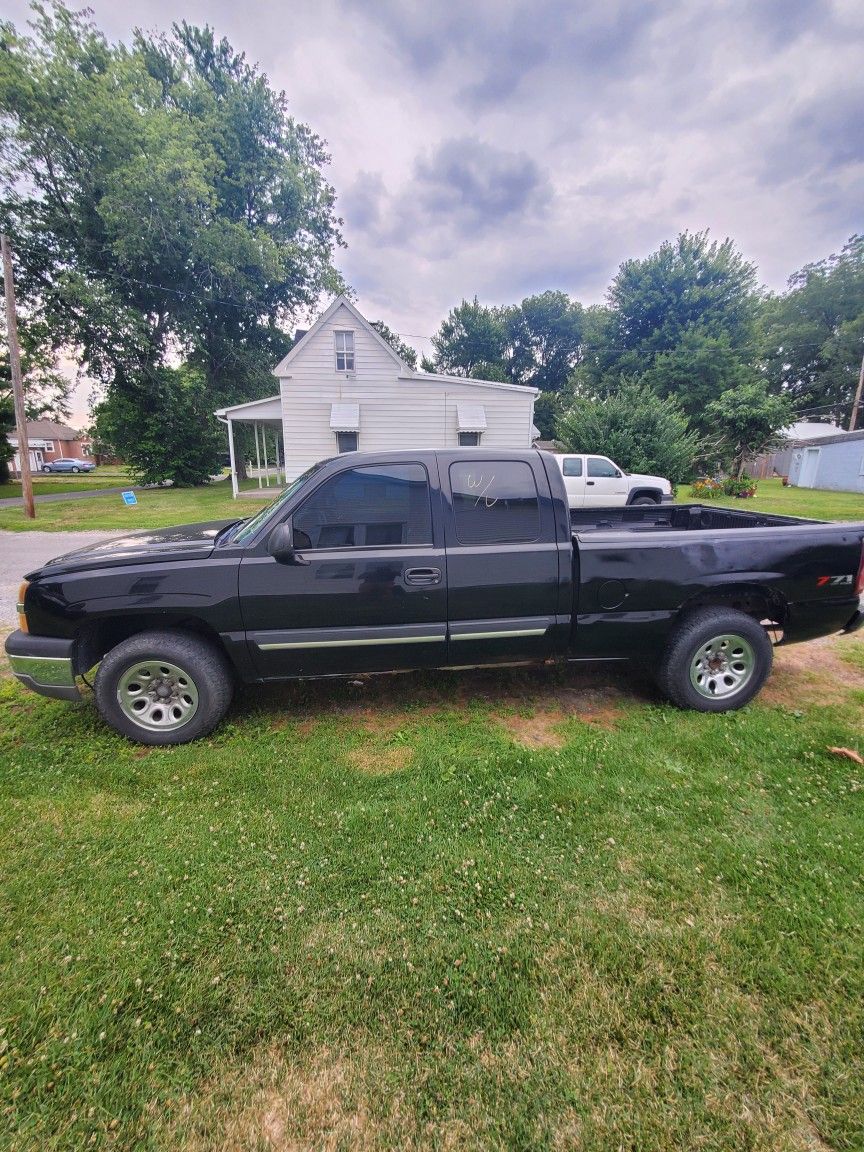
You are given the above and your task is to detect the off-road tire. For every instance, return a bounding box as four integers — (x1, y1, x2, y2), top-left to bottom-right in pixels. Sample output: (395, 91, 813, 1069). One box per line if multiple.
(94, 630, 234, 745)
(656, 608, 773, 712)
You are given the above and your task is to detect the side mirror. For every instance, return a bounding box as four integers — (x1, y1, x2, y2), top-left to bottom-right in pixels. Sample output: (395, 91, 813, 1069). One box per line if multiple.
(266, 518, 309, 565)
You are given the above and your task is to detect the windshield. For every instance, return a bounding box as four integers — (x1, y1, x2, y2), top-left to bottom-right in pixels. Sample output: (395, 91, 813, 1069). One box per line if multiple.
(227, 463, 325, 545)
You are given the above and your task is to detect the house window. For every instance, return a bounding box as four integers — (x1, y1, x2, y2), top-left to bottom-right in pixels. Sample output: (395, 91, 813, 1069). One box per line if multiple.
(335, 330, 355, 371)
(458, 431, 481, 447)
(336, 431, 358, 453)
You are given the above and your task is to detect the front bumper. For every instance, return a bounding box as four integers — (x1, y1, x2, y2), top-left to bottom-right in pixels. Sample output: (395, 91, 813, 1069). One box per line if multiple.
(660, 494, 674, 504)
(4, 630, 81, 701)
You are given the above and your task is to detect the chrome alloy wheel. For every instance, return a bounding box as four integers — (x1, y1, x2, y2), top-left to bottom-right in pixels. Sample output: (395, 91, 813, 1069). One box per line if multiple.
(688, 633, 756, 700)
(117, 660, 199, 731)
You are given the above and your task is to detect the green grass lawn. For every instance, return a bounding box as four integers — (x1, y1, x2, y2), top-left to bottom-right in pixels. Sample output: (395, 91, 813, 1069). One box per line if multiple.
(678, 477, 864, 522)
(0, 474, 133, 500)
(1, 639, 863, 1150)
(0, 479, 249, 532)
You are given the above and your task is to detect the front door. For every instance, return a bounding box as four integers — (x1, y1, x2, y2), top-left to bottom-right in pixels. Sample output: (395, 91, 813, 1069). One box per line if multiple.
(240, 461, 447, 678)
(441, 455, 564, 665)
(799, 447, 821, 488)
(584, 456, 628, 505)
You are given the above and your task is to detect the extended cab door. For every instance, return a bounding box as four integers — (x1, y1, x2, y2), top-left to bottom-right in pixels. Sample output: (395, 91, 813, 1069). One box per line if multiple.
(584, 456, 628, 506)
(558, 454, 586, 507)
(239, 461, 447, 678)
(441, 454, 564, 664)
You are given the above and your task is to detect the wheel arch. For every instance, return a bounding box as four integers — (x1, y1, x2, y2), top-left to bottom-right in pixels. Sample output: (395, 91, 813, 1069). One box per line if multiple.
(626, 487, 662, 505)
(74, 614, 235, 677)
(677, 582, 787, 631)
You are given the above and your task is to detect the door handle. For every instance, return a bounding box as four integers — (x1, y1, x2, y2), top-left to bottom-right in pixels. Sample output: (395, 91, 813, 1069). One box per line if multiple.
(404, 567, 442, 586)
(586, 480, 595, 486)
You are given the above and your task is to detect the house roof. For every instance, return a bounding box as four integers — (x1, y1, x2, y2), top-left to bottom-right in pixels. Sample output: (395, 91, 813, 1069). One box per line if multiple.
(789, 428, 864, 448)
(26, 419, 82, 439)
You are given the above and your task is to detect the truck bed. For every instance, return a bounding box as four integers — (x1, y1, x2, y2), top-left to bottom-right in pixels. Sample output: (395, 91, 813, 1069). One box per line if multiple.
(570, 503, 819, 534)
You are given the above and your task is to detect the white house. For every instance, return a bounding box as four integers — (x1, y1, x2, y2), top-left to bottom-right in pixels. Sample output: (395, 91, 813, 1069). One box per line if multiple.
(214, 296, 538, 495)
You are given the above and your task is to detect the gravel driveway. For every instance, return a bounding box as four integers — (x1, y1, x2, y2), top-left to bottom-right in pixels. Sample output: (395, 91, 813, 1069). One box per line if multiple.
(0, 530, 122, 626)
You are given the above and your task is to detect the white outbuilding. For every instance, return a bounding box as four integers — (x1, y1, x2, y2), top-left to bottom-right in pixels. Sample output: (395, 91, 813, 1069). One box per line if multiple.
(214, 295, 538, 495)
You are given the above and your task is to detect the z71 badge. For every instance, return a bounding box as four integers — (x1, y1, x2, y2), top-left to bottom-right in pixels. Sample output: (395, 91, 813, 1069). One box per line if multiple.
(817, 575, 854, 586)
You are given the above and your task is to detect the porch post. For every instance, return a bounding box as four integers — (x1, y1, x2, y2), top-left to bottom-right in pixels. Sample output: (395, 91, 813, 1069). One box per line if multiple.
(227, 418, 238, 499)
(263, 426, 270, 486)
(254, 421, 262, 488)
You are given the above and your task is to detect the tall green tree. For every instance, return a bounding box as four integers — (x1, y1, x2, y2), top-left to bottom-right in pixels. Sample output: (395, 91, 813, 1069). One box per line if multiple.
(761, 235, 864, 424)
(575, 232, 763, 435)
(557, 379, 699, 484)
(430, 297, 508, 377)
(0, 2, 345, 484)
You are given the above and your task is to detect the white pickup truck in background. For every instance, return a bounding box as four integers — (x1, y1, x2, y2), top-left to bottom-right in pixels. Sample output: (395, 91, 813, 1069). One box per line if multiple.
(554, 453, 673, 508)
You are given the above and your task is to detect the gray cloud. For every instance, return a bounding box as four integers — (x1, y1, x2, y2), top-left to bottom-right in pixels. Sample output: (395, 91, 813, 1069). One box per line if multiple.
(412, 138, 552, 233)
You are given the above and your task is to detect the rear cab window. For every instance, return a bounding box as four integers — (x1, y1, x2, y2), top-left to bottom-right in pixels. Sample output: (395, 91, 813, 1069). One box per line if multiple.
(449, 461, 541, 544)
(561, 457, 583, 477)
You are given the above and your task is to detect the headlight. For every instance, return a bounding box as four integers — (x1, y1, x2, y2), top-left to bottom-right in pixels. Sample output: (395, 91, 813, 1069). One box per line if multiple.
(17, 580, 29, 633)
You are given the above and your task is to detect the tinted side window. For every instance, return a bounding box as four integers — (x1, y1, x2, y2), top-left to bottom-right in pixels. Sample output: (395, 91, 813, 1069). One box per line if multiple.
(293, 464, 432, 550)
(587, 457, 618, 478)
(562, 457, 583, 477)
(450, 461, 540, 545)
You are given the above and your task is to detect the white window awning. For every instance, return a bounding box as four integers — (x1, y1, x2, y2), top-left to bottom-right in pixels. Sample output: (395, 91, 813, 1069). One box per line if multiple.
(456, 403, 487, 432)
(330, 402, 360, 431)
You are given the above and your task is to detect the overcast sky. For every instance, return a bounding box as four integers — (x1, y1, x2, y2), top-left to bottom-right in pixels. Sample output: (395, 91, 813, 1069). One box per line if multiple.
(4, 0, 864, 418)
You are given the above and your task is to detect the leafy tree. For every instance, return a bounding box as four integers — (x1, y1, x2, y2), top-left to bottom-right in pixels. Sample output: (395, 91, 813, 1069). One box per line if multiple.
(575, 232, 763, 435)
(505, 291, 584, 393)
(0, 315, 71, 422)
(370, 321, 417, 368)
(703, 380, 794, 477)
(0, 2, 345, 484)
(93, 365, 223, 487)
(762, 235, 864, 423)
(0, 396, 14, 482)
(557, 379, 700, 484)
(431, 297, 507, 377)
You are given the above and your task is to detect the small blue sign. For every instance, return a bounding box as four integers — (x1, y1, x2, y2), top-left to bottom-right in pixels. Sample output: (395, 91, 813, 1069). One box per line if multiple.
(121, 490, 138, 506)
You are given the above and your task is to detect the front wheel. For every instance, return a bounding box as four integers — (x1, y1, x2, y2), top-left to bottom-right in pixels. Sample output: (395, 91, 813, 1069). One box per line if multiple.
(656, 608, 773, 712)
(42, 464, 52, 473)
(632, 496, 658, 505)
(71, 466, 80, 473)
(94, 630, 234, 744)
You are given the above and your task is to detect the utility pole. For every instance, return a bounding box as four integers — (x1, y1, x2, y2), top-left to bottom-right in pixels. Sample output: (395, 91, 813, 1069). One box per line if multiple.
(1, 233, 35, 519)
(850, 350, 864, 432)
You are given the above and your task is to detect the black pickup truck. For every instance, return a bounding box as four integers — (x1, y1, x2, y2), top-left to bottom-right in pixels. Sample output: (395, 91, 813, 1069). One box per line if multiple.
(6, 449, 864, 744)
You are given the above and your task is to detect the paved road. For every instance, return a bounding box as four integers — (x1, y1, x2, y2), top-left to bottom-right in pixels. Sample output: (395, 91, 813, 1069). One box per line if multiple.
(0, 486, 133, 508)
(0, 530, 122, 626)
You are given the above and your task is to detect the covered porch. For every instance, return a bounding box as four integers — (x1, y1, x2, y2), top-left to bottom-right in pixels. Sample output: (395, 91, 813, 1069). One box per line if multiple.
(214, 396, 285, 499)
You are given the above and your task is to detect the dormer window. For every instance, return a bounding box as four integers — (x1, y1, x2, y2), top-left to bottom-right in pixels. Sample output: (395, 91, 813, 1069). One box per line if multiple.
(335, 330, 355, 371)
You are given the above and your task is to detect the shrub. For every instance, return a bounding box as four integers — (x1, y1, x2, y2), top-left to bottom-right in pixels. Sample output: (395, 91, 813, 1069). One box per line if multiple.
(722, 474, 758, 498)
(689, 478, 724, 499)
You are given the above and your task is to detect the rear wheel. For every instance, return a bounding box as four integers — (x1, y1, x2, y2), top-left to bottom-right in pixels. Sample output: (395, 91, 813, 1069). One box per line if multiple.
(42, 464, 51, 473)
(656, 608, 773, 712)
(71, 466, 80, 473)
(94, 630, 234, 744)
